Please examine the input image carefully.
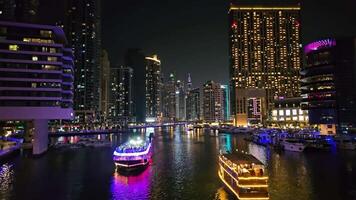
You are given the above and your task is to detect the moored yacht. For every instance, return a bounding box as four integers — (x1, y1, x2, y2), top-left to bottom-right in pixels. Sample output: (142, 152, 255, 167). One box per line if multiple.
(280, 138, 306, 152)
(218, 152, 269, 200)
(113, 137, 152, 170)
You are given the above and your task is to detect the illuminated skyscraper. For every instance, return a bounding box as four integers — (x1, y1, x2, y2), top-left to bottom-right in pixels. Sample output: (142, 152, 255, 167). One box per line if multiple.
(65, 0, 101, 123)
(175, 80, 186, 121)
(161, 73, 176, 121)
(99, 49, 110, 121)
(301, 38, 356, 134)
(186, 88, 201, 121)
(145, 55, 161, 122)
(109, 66, 133, 125)
(221, 85, 230, 121)
(203, 81, 223, 122)
(228, 3, 301, 126)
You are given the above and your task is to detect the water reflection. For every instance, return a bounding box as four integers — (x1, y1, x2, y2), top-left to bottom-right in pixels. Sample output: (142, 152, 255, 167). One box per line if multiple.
(111, 167, 151, 200)
(0, 163, 14, 199)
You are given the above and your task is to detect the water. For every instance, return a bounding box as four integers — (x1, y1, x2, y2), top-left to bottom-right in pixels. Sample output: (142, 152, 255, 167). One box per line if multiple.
(1, 126, 356, 200)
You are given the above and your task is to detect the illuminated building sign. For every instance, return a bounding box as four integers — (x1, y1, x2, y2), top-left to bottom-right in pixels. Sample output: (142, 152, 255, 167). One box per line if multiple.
(304, 39, 336, 54)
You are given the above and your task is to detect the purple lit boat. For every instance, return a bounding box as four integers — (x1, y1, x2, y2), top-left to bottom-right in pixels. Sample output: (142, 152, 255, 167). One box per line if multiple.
(113, 137, 152, 170)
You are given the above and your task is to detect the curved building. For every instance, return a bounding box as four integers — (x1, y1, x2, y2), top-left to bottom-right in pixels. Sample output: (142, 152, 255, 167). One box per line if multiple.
(0, 21, 74, 154)
(301, 38, 356, 134)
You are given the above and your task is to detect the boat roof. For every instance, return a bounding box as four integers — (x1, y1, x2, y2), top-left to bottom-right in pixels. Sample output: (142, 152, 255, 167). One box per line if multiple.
(222, 152, 264, 165)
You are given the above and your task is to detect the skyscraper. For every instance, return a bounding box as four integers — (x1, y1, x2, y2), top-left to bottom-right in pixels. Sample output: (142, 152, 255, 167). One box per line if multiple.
(187, 73, 192, 92)
(221, 85, 230, 121)
(203, 81, 223, 122)
(109, 66, 133, 125)
(161, 73, 177, 121)
(145, 55, 162, 122)
(124, 48, 145, 122)
(99, 49, 110, 121)
(301, 38, 356, 134)
(228, 3, 301, 126)
(0, 0, 39, 23)
(186, 88, 201, 121)
(175, 80, 186, 121)
(64, 0, 101, 123)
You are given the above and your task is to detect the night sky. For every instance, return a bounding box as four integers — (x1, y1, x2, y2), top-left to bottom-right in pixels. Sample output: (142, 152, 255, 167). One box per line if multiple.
(41, 0, 356, 88)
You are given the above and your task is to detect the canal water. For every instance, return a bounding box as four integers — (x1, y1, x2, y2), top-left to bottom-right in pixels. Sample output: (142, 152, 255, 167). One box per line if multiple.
(1, 126, 356, 200)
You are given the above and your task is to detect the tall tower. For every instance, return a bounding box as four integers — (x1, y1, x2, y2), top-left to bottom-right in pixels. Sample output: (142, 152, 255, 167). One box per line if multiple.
(228, 3, 301, 126)
(203, 81, 224, 122)
(161, 73, 177, 121)
(65, 0, 101, 123)
(145, 55, 162, 122)
(187, 73, 192, 92)
(109, 66, 133, 125)
(100, 49, 110, 121)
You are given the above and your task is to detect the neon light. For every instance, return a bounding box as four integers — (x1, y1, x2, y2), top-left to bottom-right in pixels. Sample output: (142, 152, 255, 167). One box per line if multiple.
(219, 156, 268, 180)
(114, 143, 151, 157)
(218, 170, 269, 200)
(304, 39, 336, 54)
(219, 164, 268, 188)
(115, 161, 148, 168)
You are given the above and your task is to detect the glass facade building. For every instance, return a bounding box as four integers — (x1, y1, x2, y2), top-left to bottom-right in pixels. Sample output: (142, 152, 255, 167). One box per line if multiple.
(145, 55, 161, 122)
(301, 38, 356, 134)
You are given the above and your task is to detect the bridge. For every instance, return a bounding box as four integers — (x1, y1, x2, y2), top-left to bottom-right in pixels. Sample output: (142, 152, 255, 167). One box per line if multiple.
(48, 122, 188, 137)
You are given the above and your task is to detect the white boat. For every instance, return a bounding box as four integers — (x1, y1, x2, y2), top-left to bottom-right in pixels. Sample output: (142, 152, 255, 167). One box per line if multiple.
(281, 139, 306, 152)
(113, 137, 152, 170)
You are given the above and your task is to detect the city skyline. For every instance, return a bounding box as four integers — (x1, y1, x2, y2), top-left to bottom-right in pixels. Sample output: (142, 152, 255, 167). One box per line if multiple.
(2, 1, 356, 200)
(32, 0, 356, 87)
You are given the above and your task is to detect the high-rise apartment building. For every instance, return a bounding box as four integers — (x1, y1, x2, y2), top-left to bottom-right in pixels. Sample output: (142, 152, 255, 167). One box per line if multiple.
(175, 80, 186, 121)
(99, 49, 110, 121)
(228, 3, 301, 126)
(301, 38, 356, 134)
(109, 66, 133, 125)
(186, 88, 201, 121)
(161, 73, 176, 121)
(221, 85, 230, 121)
(0, 21, 74, 154)
(64, 0, 101, 123)
(145, 55, 161, 122)
(203, 81, 223, 122)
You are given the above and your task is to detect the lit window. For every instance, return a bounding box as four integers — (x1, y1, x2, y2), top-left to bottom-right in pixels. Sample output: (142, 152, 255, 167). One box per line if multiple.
(32, 56, 38, 61)
(292, 116, 298, 121)
(286, 110, 291, 116)
(9, 44, 18, 51)
(292, 109, 297, 115)
(279, 110, 284, 116)
(272, 110, 277, 116)
(47, 57, 57, 61)
(299, 116, 304, 121)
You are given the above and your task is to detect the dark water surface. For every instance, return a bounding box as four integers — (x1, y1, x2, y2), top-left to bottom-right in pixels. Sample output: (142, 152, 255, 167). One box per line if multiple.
(1, 126, 356, 200)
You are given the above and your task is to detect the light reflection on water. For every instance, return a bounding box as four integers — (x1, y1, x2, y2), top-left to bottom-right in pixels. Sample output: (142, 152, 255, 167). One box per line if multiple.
(111, 167, 151, 200)
(0, 163, 14, 200)
(1, 126, 356, 200)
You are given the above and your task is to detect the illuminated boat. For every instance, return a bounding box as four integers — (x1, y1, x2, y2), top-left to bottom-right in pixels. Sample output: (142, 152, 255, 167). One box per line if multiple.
(218, 152, 269, 200)
(113, 137, 152, 170)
